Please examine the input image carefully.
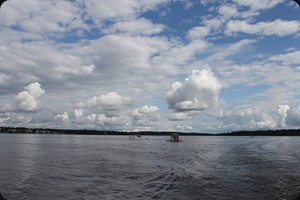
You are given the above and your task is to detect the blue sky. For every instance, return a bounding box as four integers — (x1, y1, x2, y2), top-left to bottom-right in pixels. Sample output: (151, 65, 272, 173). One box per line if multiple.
(0, 0, 300, 133)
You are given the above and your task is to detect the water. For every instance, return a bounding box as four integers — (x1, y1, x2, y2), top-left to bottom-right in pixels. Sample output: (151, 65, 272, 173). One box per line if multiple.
(1, 134, 300, 200)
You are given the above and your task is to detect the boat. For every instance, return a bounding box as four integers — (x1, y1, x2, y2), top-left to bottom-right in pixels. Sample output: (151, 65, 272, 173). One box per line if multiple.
(129, 131, 141, 139)
(167, 133, 182, 142)
(129, 119, 141, 139)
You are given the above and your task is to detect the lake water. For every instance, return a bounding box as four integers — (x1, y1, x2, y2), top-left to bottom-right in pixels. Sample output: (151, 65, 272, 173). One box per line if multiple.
(1, 134, 300, 200)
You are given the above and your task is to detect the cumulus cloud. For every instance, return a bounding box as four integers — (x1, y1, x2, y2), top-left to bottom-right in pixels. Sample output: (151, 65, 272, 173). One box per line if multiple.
(15, 82, 45, 112)
(286, 105, 300, 127)
(96, 114, 126, 126)
(278, 104, 290, 127)
(255, 113, 278, 129)
(132, 105, 159, 116)
(211, 105, 284, 131)
(24, 82, 45, 98)
(87, 114, 97, 123)
(76, 92, 133, 128)
(55, 112, 69, 122)
(0, 113, 30, 126)
(168, 112, 192, 121)
(75, 109, 83, 119)
(130, 105, 160, 130)
(132, 105, 160, 121)
(207, 102, 300, 132)
(166, 69, 222, 113)
(85, 92, 131, 110)
(225, 19, 300, 37)
(86, 113, 127, 127)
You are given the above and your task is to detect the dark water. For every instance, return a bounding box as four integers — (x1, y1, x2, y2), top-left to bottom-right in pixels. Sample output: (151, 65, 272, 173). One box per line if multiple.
(1, 134, 300, 200)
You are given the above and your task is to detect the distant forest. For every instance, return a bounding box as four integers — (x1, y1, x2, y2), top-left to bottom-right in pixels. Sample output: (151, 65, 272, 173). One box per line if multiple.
(1, 126, 300, 136)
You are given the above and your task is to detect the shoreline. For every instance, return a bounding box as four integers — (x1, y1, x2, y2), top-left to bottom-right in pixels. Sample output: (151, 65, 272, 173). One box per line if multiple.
(1, 127, 300, 136)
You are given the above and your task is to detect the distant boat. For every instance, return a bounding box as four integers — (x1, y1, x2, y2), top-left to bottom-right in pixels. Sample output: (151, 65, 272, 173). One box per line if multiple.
(129, 119, 141, 139)
(129, 131, 141, 139)
(167, 133, 182, 142)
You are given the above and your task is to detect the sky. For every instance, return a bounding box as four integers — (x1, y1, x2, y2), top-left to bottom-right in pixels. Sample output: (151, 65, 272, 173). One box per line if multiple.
(0, 0, 300, 133)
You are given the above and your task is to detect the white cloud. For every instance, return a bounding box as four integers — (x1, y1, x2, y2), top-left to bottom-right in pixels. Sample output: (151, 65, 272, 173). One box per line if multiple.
(103, 18, 165, 35)
(210, 104, 287, 131)
(233, 0, 284, 11)
(75, 109, 83, 119)
(0, 0, 85, 35)
(24, 82, 45, 98)
(203, 16, 226, 30)
(153, 40, 210, 69)
(176, 124, 193, 132)
(15, 82, 45, 112)
(90, 34, 171, 78)
(168, 112, 192, 121)
(132, 105, 159, 116)
(255, 113, 278, 129)
(84, 0, 168, 25)
(166, 69, 222, 114)
(268, 50, 300, 65)
(86, 92, 131, 110)
(94, 114, 127, 126)
(15, 91, 38, 112)
(0, 113, 30, 126)
(0, 0, 42, 27)
(138, 0, 169, 11)
(278, 104, 290, 127)
(84, 0, 139, 24)
(187, 26, 211, 40)
(207, 39, 256, 62)
(218, 4, 239, 18)
(0, 40, 97, 85)
(55, 112, 69, 122)
(1, 0, 300, 132)
(132, 105, 160, 122)
(226, 19, 300, 37)
(87, 114, 97, 123)
(286, 105, 300, 127)
(130, 105, 161, 130)
(81, 65, 95, 74)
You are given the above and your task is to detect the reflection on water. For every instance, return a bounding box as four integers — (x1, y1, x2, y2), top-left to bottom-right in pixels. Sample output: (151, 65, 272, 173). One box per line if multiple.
(0, 134, 300, 200)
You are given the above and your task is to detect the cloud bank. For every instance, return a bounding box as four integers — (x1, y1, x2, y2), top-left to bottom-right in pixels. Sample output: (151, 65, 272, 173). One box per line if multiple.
(1, 0, 300, 132)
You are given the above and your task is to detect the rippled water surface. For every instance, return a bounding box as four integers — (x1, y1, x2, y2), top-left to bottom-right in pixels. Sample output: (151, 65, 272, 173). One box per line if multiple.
(1, 134, 300, 200)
